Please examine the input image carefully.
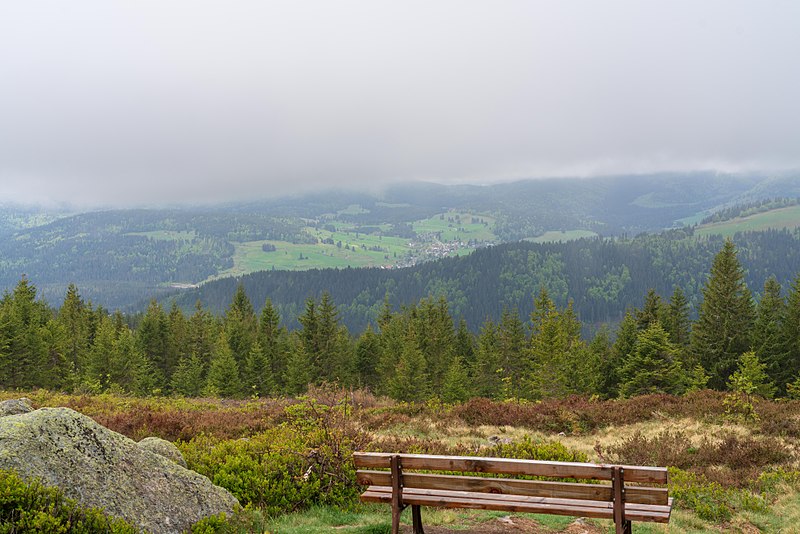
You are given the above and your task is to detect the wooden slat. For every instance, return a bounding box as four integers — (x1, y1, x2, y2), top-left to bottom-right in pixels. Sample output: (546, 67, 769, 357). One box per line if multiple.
(353, 452, 668, 484)
(356, 470, 668, 506)
(361, 486, 671, 523)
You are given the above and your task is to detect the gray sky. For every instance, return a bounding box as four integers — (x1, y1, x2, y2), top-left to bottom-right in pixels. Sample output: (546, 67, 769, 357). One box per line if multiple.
(1, 1, 799, 207)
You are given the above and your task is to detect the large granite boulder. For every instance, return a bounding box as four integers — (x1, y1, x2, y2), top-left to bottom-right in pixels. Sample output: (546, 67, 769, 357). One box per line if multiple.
(0, 397, 33, 417)
(0, 406, 238, 533)
(138, 436, 188, 468)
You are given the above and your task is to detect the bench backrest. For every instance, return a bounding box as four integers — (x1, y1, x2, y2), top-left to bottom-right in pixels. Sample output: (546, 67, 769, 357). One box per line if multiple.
(353, 452, 669, 506)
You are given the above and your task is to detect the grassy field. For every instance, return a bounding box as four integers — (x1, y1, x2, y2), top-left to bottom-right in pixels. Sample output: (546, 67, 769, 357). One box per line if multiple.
(695, 205, 800, 238)
(526, 230, 598, 243)
(5, 389, 800, 533)
(411, 211, 496, 242)
(214, 211, 498, 278)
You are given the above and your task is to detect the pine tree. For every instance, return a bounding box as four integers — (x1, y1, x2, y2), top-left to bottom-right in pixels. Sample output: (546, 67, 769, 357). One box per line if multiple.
(601, 311, 637, 398)
(204, 334, 242, 398)
(187, 301, 216, 367)
(171, 352, 206, 397)
(354, 325, 380, 390)
(691, 240, 755, 389)
(413, 297, 455, 392)
(619, 322, 686, 397)
(389, 332, 428, 402)
(57, 283, 89, 374)
(752, 277, 789, 392)
(243, 340, 274, 397)
(441, 356, 471, 403)
(137, 300, 169, 389)
(586, 326, 613, 396)
(84, 314, 116, 392)
(782, 274, 800, 393)
(224, 283, 257, 372)
(259, 299, 289, 392)
(454, 319, 476, 368)
(473, 320, 503, 399)
(529, 293, 588, 399)
(635, 289, 664, 331)
(496, 308, 527, 399)
(728, 350, 775, 398)
(165, 302, 189, 382)
(284, 336, 311, 395)
(663, 286, 691, 348)
(2, 278, 51, 389)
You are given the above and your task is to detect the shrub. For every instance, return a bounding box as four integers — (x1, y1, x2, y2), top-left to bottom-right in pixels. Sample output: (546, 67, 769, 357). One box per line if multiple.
(487, 436, 588, 463)
(668, 468, 768, 522)
(605, 430, 795, 488)
(180, 398, 368, 517)
(0, 469, 137, 533)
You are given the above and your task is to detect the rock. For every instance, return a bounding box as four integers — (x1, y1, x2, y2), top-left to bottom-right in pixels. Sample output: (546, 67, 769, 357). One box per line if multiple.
(0, 407, 238, 534)
(138, 436, 188, 468)
(0, 398, 33, 417)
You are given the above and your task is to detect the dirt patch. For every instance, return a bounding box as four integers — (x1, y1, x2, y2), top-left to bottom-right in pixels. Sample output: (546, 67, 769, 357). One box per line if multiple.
(397, 516, 605, 533)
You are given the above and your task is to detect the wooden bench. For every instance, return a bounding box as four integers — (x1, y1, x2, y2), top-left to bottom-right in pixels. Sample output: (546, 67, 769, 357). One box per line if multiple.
(354, 452, 672, 534)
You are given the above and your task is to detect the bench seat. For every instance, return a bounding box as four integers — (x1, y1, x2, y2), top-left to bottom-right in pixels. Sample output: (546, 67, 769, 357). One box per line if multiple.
(361, 485, 673, 523)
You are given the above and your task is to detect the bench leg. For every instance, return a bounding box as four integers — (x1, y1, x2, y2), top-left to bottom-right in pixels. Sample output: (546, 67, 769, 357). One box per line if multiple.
(411, 505, 425, 534)
(391, 504, 401, 534)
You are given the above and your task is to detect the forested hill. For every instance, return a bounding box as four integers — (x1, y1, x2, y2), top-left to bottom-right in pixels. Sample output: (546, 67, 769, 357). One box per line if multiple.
(168, 228, 800, 332)
(3, 173, 799, 310)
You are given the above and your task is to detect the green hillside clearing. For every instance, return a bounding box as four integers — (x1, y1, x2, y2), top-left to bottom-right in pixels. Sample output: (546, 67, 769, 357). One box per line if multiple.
(695, 205, 800, 238)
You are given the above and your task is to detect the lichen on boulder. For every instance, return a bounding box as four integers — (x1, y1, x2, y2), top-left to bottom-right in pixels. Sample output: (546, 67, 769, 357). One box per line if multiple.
(138, 436, 188, 468)
(0, 406, 238, 534)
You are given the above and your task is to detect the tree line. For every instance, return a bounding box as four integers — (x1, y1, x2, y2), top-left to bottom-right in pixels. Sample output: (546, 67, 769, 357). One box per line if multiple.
(1, 240, 799, 402)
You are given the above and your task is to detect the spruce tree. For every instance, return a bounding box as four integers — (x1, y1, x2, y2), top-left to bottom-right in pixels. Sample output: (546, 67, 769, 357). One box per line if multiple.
(496, 308, 527, 399)
(259, 299, 289, 392)
(752, 277, 789, 392)
(224, 283, 257, 373)
(57, 283, 89, 374)
(84, 314, 116, 392)
(473, 320, 503, 399)
(619, 322, 686, 397)
(635, 289, 664, 331)
(691, 239, 755, 389)
(171, 352, 206, 397)
(782, 274, 800, 392)
(204, 333, 242, 398)
(354, 325, 380, 390)
(137, 300, 170, 389)
(441, 356, 471, 403)
(601, 311, 637, 398)
(664, 286, 691, 349)
(243, 340, 274, 397)
(389, 334, 428, 402)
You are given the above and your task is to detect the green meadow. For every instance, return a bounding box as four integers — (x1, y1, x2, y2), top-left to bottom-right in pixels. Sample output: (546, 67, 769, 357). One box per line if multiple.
(411, 211, 496, 242)
(526, 229, 598, 243)
(695, 205, 800, 238)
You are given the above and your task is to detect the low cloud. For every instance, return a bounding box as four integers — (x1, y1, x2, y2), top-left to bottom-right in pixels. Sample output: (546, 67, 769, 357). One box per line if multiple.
(1, 1, 799, 207)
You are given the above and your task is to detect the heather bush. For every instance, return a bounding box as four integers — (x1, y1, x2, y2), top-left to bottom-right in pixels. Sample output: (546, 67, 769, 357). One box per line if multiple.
(449, 392, 734, 433)
(605, 430, 794, 488)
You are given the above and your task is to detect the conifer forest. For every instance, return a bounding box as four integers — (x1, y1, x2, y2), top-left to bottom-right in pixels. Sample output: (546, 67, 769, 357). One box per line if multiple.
(4, 239, 800, 404)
